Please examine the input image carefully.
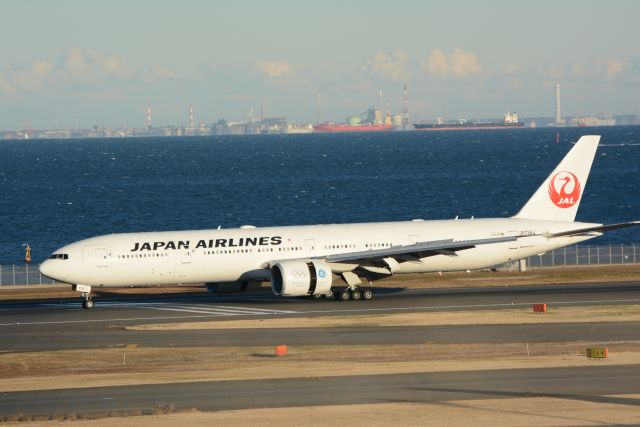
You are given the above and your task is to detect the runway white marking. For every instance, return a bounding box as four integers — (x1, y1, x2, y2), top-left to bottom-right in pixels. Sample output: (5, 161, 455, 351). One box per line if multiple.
(0, 297, 639, 327)
(35, 301, 297, 316)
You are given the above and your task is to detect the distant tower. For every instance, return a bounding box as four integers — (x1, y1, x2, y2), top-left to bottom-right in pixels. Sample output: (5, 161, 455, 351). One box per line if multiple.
(189, 104, 194, 130)
(555, 83, 563, 125)
(315, 92, 320, 124)
(402, 84, 410, 130)
(378, 88, 383, 111)
(385, 102, 392, 125)
(146, 105, 152, 130)
(260, 99, 264, 123)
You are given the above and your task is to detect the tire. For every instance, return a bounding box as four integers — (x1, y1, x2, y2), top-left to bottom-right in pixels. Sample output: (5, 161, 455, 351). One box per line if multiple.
(339, 289, 351, 301)
(351, 289, 362, 301)
(323, 289, 334, 299)
(362, 289, 373, 300)
(312, 293, 322, 300)
(86, 299, 94, 309)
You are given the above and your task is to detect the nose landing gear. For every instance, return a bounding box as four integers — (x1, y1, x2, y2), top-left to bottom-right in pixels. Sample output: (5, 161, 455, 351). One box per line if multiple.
(73, 284, 94, 309)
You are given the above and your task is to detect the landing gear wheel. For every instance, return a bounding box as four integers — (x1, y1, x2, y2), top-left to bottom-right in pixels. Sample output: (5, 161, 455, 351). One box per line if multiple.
(339, 289, 351, 301)
(362, 289, 373, 300)
(312, 294, 322, 299)
(323, 289, 334, 299)
(351, 289, 362, 301)
(82, 298, 94, 309)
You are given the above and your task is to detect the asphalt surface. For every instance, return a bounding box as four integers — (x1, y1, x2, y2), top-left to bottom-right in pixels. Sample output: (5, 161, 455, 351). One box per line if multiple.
(1, 282, 640, 351)
(1, 365, 639, 418)
(1, 282, 640, 418)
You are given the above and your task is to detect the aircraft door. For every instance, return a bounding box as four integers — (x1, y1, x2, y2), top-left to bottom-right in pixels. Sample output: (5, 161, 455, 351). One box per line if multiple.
(181, 249, 193, 264)
(95, 248, 109, 267)
(508, 231, 519, 249)
(304, 239, 316, 257)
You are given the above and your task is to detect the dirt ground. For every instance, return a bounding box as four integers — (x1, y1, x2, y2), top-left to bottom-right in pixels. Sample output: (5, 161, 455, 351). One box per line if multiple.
(6, 397, 640, 426)
(1, 342, 638, 393)
(127, 304, 640, 331)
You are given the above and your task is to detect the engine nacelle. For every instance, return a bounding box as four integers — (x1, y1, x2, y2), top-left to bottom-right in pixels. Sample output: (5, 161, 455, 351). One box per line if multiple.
(271, 260, 332, 297)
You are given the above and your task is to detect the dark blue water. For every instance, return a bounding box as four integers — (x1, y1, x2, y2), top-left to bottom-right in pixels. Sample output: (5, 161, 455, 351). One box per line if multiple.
(1, 127, 639, 264)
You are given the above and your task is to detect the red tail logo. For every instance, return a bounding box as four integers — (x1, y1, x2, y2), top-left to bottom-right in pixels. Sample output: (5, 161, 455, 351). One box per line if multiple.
(548, 171, 581, 208)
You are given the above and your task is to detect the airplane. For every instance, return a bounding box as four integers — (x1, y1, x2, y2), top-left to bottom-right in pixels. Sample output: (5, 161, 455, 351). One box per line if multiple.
(40, 135, 640, 309)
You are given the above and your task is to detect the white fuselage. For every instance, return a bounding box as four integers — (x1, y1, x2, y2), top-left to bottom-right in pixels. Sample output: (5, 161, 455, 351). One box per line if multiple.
(40, 217, 598, 287)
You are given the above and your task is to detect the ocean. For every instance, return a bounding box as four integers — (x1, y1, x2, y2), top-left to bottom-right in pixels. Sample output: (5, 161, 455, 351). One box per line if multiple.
(1, 126, 639, 265)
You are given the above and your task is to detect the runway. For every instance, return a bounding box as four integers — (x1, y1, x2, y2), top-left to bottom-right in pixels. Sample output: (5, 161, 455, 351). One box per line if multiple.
(1, 281, 639, 418)
(1, 365, 639, 418)
(1, 282, 640, 351)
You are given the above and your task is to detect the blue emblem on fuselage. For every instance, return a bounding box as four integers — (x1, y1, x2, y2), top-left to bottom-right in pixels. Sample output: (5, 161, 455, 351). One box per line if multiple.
(318, 269, 326, 278)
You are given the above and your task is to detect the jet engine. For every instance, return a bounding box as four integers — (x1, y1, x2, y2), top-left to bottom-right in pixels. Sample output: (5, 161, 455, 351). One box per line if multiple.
(271, 260, 332, 297)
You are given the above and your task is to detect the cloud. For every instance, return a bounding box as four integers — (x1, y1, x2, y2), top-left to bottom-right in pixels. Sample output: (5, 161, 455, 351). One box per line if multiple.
(89, 50, 135, 80)
(0, 75, 15, 94)
(144, 65, 176, 82)
(257, 61, 292, 77)
(540, 63, 565, 79)
(10, 60, 53, 89)
(570, 63, 587, 77)
(54, 48, 135, 85)
(0, 48, 147, 94)
(423, 48, 481, 77)
(363, 50, 411, 81)
(605, 59, 623, 77)
(503, 63, 522, 74)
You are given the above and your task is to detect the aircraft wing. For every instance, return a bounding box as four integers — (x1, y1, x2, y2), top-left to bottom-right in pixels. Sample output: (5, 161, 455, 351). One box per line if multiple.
(323, 236, 517, 264)
(545, 221, 640, 238)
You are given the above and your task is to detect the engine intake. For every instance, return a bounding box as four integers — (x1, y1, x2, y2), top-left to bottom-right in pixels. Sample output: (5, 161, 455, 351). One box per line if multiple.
(271, 260, 332, 297)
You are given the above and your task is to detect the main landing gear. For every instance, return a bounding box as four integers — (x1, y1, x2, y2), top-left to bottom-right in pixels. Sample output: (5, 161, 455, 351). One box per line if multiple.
(73, 284, 94, 310)
(336, 286, 374, 302)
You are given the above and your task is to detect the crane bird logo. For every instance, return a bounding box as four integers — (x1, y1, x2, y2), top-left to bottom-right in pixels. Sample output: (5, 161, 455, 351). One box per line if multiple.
(548, 171, 581, 208)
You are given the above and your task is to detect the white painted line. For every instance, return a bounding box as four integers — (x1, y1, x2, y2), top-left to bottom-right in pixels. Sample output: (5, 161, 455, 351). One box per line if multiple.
(0, 314, 229, 327)
(126, 303, 297, 316)
(39, 301, 298, 315)
(203, 305, 298, 314)
(2, 297, 639, 327)
(140, 306, 236, 315)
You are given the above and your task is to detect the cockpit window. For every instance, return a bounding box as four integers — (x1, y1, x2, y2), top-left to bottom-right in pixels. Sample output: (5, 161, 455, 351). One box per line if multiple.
(49, 254, 69, 260)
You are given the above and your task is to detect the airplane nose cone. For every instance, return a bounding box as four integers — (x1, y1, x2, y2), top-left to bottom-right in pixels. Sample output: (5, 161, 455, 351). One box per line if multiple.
(39, 260, 60, 281)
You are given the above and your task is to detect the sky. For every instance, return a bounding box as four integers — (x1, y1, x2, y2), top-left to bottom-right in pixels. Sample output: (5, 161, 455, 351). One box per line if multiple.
(1, 0, 639, 129)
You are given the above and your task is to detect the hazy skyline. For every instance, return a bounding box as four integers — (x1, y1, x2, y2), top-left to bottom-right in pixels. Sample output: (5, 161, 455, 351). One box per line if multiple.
(1, 0, 639, 129)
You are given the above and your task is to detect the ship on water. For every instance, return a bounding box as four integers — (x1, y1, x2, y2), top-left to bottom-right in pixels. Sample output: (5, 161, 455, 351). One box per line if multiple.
(313, 107, 395, 133)
(414, 112, 524, 131)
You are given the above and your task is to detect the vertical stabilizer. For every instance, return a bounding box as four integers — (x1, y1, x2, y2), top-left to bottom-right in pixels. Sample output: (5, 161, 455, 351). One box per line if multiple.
(514, 135, 600, 221)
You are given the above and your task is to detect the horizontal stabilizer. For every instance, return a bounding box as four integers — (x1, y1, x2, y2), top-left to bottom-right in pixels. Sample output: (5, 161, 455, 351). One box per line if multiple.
(545, 221, 640, 238)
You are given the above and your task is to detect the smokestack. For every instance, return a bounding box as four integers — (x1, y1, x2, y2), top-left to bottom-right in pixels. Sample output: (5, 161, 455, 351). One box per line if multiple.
(555, 83, 562, 125)
(146, 105, 151, 130)
(189, 104, 194, 129)
(402, 84, 409, 130)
